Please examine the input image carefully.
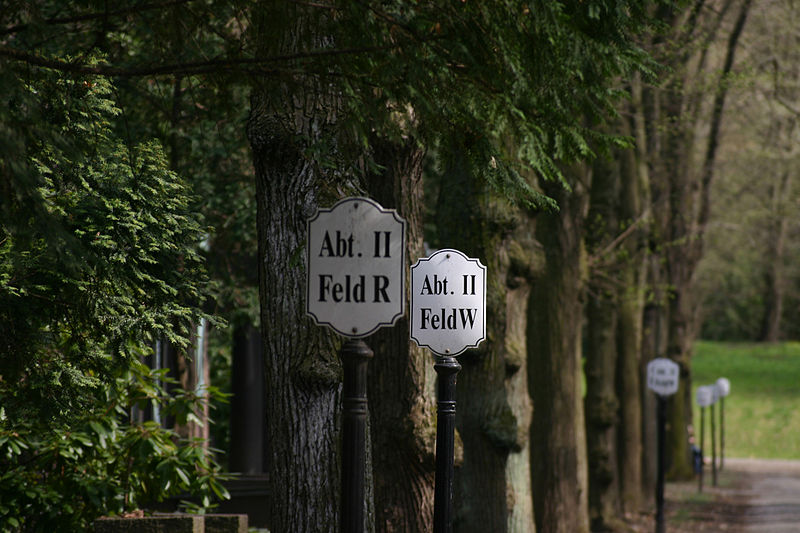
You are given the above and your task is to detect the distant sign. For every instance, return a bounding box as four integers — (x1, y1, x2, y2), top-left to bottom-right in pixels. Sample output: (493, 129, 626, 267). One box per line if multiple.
(647, 358, 680, 396)
(306, 197, 405, 338)
(716, 377, 731, 397)
(410, 249, 486, 356)
(696, 385, 717, 407)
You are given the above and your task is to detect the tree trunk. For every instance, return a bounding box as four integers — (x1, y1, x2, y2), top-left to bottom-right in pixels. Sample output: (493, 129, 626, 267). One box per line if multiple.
(364, 138, 437, 533)
(759, 171, 791, 342)
(530, 172, 590, 533)
(635, 0, 752, 482)
(584, 154, 622, 531)
(436, 144, 536, 533)
(249, 4, 352, 531)
(615, 90, 648, 515)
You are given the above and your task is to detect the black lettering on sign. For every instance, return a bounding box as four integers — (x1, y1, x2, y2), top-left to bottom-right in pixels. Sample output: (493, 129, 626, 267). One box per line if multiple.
(459, 308, 477, 329)
(373, 275, 390, 303)
(419, 308, 478, 330)
(373, 231, 391, 258)
(318, 274, 365, 302)
(319, 231, 355, 257)
(462, 274, 476, 295)
(420, 274, 449, 295)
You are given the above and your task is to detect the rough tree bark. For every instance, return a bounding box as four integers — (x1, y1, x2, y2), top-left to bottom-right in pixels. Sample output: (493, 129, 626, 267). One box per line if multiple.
(364, 138, 438, 533)
(530, 171, 590, 533)
(436, 144, 537, 533)
(248, 4, 352, 531)
(615, 85, 649, 515)
(584, 155, 622, 531)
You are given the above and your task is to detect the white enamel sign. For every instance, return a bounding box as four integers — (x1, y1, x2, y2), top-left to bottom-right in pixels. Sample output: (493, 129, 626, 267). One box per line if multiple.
(306, 197, 405, 338)
(410, 249, 486, 356)
(716, 377, 731, 397)
(696, 385, 716, 407)
(646, 358, 680, 397)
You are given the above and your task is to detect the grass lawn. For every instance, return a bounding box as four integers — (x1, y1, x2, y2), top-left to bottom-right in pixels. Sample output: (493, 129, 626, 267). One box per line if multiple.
(692, 341, 800, 459)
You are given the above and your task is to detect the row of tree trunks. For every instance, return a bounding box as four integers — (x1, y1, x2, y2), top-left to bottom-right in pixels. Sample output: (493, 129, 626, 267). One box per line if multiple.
(245, 1, 754, 530)
(652, 0, 753, 480)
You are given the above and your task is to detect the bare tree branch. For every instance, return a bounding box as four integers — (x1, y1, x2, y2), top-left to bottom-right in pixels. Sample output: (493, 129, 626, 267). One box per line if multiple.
(0, 42, 404, 77)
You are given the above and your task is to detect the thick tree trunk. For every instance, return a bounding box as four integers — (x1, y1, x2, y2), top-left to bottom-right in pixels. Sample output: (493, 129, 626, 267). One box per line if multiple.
(615, 80, 649, 516)
(436, 145, 536, 533)
(584, 155, 622, 531)
(248, 5, 352, 531)
(530, 173, 590, 533)
(364, 139, 437, 533)
(585, 293, 620, 531)
(639, 300, 661, 508)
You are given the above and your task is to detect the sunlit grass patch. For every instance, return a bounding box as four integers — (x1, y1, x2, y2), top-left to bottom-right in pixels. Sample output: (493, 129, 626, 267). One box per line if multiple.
(692, 341, 800, 459)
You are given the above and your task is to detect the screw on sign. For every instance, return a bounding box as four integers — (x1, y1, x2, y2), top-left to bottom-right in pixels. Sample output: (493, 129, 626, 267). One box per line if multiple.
(306, 196, 406, 533)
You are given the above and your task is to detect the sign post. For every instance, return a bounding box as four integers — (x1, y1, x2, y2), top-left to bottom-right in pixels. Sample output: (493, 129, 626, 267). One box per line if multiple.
(710, 385, 718, 487)
(695, 385, 715, 493)
(411, 249, 486, 533)
(647, 357, 680, 533)
(716, 378, 731, 471)
(306, 197, 406, 533)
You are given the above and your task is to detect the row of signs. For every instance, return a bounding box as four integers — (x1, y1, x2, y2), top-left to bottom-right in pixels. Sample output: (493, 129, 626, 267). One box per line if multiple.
(697, 378, 731, 407)
(646, 357, 731, 406)
(306, 197, 486, 356)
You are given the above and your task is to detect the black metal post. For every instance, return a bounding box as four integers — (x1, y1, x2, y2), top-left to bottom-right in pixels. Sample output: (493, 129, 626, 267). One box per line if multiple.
(719, 397, 725, 471)
(698, 406, 705, 493)
(711, 402, 717, 487)
(655, 395, 667, 533)
(340, 339, 374, 533)
(433, 356, 461, 533)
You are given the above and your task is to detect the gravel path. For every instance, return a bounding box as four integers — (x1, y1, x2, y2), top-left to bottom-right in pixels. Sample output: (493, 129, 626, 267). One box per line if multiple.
(730, 458, 800, 532)
(649, 457, 800, 533)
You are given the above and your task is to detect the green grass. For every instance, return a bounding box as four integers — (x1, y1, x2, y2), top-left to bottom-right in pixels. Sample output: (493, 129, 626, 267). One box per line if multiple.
(692, 341, 800, 459)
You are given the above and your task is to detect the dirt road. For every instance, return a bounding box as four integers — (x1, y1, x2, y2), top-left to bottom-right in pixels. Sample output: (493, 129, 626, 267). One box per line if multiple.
(655, 458, 800, 532)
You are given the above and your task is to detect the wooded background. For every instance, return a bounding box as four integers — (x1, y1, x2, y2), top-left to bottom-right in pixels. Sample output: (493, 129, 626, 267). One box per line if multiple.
(2, 1, 797, 532)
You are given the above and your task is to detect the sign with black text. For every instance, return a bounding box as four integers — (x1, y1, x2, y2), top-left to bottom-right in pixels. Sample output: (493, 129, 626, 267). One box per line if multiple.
(306, 197, 405, 338)
(647, 358, 680, 397)
(410, 249, 486, 356)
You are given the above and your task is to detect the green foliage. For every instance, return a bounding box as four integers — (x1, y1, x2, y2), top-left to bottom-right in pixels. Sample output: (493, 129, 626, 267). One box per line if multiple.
(1, 68, 209, 418)
(0, 64, 226, 528)
(320, 0, 658, 206)
(0, 359, 230, 531)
